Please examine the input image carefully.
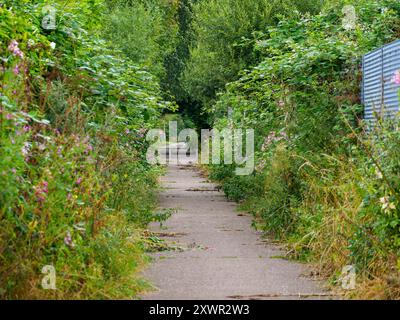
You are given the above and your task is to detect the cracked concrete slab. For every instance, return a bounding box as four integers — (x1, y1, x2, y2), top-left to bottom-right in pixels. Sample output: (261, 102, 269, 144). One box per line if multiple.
(141, 153, 333, 300)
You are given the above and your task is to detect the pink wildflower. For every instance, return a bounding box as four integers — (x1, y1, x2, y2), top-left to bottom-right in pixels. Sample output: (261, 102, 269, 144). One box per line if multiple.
(261, 131, 288, 151)
(8, 40, 24, 58)
(138, 128, 147, 138)
(34, 181, 49, 202)
(76, 177, 83, 185)
(85, 144, 93, 154)
(42, 181, 49, 192)
(27, 39, 35, 48)
(392, 70, 400, 85)
(21, 142, 30, 157)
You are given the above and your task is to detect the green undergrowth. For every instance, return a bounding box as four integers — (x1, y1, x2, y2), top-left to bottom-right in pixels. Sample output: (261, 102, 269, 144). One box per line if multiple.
(0, 0, 172, 299)
(206, 0, 400, 299)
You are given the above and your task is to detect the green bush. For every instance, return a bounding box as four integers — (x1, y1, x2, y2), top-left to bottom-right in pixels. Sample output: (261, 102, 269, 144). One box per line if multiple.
(205, 0, 400, 298)
(0, 0, 167, 299)
(182, 0, 324, 108)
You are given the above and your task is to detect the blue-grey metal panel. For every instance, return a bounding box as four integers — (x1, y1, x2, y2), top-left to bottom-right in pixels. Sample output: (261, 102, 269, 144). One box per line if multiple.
(362, 39, 400, 121)
(362, 47, 383, 121)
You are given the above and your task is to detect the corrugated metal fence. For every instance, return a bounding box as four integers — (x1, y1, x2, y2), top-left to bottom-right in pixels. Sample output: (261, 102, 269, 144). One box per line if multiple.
(362, 39, 400, 121)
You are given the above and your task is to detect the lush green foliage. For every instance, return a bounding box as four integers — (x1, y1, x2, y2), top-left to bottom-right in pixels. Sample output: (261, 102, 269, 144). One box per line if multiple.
(3, 0, 400, 300)
(182, 0, 324, 110)
(103, 0, 179, 81)
(0, 0, 169, 298)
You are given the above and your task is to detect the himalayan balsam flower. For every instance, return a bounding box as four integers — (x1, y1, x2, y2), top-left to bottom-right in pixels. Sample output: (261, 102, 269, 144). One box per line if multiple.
(138, 128, 147, 138)
(84, 144, 93, 154)
(12, 64, 20, 75)
(76, 177, 83, 185)
(64, 231, 75, 248)
(8, 40, 24, 58)
(261, 131, 288, 152)
(42, 181, 49, 191)
(392, 70, 400, 85)
(21, 142, 30, 157)
(34, 181, 49, 202)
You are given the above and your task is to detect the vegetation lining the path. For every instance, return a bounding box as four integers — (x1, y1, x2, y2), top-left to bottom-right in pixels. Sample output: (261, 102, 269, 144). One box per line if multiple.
(194, 0, 400, 299)
(2, 0, 400, 299)
(0, 0, 177, 299)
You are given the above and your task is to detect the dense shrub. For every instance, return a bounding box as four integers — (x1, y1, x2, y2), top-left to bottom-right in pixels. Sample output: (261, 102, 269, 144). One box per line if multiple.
(182, 0, 324, 108)
(3, 0, 400, 300)
(103, 0, 179, 80)
(0, 0, 167, 298)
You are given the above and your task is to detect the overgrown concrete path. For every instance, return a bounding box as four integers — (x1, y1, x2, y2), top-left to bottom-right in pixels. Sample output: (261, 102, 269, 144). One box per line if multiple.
(141, 147, 331, 300)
